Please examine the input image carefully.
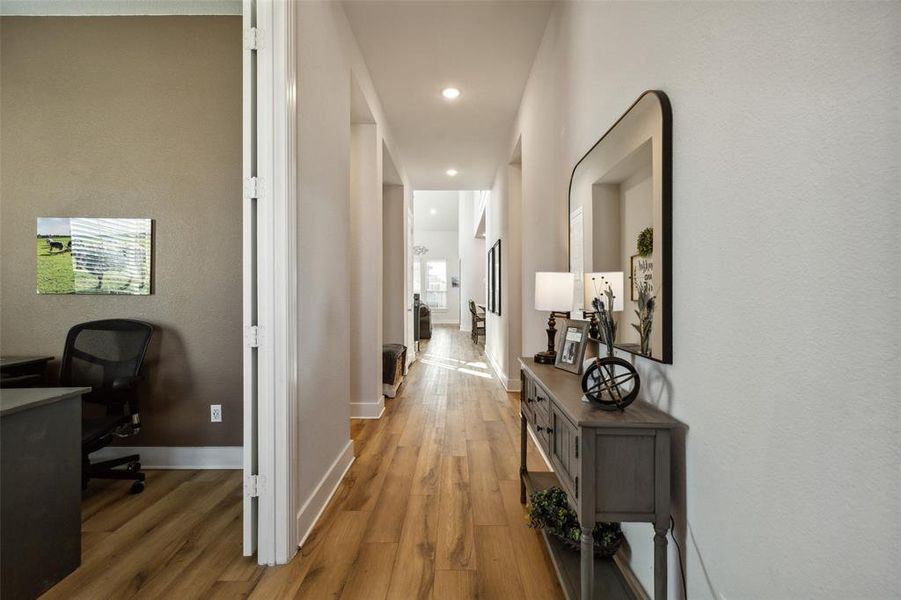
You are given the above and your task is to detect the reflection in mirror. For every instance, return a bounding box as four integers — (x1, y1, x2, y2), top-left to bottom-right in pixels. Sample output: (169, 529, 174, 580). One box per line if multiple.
(568, 90, 671, 363)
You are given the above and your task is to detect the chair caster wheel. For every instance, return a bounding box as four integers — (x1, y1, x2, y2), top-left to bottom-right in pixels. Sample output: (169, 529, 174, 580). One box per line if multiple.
(127, 461, 142, 472)
(130, 481, 145, 494)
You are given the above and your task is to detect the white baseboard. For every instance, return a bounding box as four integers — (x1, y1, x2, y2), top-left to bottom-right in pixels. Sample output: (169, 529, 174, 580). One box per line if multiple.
(91, 446, 242, 469)
(485, 350, 522, 392)
(350, 396, 385, 419)
(296, 440, 355, 547)
(485, 347, 504, 381)
(460, 323, 472, 332)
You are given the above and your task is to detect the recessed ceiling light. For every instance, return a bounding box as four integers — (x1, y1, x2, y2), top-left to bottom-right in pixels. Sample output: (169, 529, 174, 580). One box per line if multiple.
(441, 87, 461, 100)
(430, 208, 437, 215)
(446, 168, 458, 176)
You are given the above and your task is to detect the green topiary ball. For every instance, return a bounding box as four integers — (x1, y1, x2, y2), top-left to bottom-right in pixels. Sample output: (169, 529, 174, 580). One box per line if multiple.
(637, 227, 653, 257)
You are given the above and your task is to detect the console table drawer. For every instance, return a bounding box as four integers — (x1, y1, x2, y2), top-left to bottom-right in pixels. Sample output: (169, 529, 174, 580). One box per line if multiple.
(534, 386, 550, 425)
(550, 404, 579, 499)
(521, 372, 535, 422)
(533, 403, 551, 450)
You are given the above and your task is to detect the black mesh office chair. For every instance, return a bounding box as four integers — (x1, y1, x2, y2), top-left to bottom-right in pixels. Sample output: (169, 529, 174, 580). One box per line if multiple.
(60, 319, 154, 494)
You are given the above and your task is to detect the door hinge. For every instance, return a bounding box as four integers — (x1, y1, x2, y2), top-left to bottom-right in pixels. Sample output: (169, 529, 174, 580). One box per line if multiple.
(575, 476, 579, 498)
(245, 474, 264, 498)
(575, 437, 579, 459)
(244, 176, 260, 199)
(245, 325, 260, 348)
(244, 27, 262, 50)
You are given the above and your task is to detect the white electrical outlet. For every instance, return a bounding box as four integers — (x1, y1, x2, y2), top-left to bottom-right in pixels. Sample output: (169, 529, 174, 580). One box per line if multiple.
(210, 404, 222, 423)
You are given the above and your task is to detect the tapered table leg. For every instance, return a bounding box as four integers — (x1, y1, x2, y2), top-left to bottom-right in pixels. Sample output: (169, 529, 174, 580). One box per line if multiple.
(654, 525, 668, 599)
(581, 526, 594, 599)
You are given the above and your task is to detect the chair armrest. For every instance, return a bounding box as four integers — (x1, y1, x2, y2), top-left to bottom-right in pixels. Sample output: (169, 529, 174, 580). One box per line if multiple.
(111, 375, 142, 391)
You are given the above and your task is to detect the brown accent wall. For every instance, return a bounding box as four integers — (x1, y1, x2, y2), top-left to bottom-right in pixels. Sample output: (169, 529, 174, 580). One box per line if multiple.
(0, 16, 242, 446)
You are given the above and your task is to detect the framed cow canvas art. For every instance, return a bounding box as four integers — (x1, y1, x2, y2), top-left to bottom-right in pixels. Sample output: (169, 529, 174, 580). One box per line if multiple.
(36, 217, 152, 295)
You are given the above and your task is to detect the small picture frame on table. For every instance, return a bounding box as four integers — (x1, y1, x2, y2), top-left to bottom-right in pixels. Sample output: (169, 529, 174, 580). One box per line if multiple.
(555, 319, 590, 374)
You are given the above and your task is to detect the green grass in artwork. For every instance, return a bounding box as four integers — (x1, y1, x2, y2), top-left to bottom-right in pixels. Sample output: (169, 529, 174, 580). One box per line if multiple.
(35, 235, 151, 295)
(36, 236, 75, 294)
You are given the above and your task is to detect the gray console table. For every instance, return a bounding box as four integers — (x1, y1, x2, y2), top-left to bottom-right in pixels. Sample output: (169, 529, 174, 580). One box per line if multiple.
(519, 358, 684, 600)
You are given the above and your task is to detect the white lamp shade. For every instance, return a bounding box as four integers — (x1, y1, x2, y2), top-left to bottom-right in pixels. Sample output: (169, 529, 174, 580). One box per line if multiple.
(535, 272, 574, 312)
(584, 272, 624, 312)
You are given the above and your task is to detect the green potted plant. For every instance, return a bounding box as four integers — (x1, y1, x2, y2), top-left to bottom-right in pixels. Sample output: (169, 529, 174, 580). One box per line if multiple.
(528, 486, 623, 558)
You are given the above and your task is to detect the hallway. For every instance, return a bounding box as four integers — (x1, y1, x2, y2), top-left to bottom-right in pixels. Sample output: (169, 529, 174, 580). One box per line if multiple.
(252, 325, 562, 599)
(2, 2, 896, 598)
(38, 326, 561, 600)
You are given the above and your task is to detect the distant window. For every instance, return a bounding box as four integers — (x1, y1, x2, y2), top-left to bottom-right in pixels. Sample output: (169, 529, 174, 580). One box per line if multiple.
(424, 259, 447, 310)
(413, 258, 421, 295)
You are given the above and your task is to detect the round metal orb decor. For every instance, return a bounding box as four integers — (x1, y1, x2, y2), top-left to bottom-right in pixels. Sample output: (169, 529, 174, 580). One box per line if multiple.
(581, 356, 640, 411)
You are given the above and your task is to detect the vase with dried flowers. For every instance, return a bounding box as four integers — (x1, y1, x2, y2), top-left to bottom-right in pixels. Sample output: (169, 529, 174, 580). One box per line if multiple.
(589, 274, 618, 356)
(632, 280, 656, 356)
(582, 273, 640, 410)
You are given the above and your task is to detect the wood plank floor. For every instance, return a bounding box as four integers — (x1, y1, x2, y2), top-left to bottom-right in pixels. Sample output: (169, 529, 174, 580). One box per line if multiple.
(42, 325, 562, 599)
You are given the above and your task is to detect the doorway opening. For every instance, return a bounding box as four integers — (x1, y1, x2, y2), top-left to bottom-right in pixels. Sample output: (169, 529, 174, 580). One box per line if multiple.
(412, 191, 488, 351)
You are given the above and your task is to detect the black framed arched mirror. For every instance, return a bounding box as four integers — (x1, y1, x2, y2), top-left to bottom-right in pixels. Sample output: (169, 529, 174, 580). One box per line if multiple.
(568, 90, 672, 363)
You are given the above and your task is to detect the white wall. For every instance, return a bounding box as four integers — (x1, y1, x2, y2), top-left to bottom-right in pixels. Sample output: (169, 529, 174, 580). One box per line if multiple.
(618, 167, 653, 347)
(485, 160, 523, 390)
(404, 198, 415, 365)
(458, 191, 486, 332)
(489, 12, 568, 378)
(295, 0, 410, 545)
(296, 0, 352, 543)
(383, 184, 406, 344)
(485, 174, 506, 378)
(413, 229, 460, 325)
(349, 123, 384, 417)
(509, 2, 900, 598)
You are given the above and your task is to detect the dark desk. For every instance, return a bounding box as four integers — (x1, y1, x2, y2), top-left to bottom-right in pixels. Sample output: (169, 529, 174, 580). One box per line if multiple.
(0, 356, 54, 388)
(1, 387, 88, 599)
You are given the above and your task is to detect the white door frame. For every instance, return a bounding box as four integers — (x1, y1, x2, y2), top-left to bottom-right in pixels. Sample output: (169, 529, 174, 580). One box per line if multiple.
(406, 205, 415, 366)
(243, 0, 298, 566)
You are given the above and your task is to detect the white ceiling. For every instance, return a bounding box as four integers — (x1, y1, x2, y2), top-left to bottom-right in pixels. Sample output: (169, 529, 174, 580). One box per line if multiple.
(414, 191, 460, 231)
(343, 1, 554, 189)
